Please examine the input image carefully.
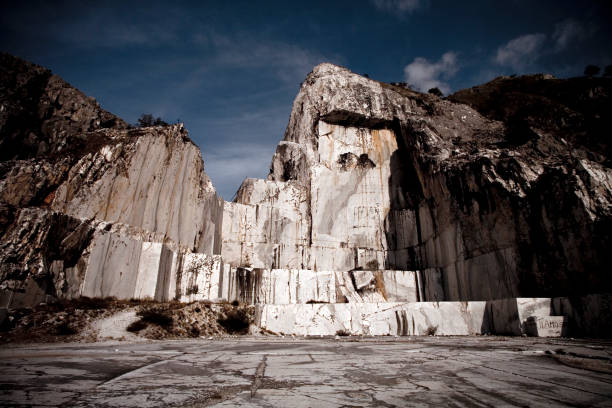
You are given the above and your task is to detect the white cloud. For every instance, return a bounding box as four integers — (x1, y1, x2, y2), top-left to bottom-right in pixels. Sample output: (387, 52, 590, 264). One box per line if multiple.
(403, 52, 458, 94)
(188, 31, 341, 85)
(372, 0, 424, 14)
(0, 3, 181, 49)
(552, 19, 592, 51)
(494, 33, 546, 70)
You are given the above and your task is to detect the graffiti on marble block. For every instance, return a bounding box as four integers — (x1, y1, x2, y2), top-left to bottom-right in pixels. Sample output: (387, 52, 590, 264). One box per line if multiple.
(536, 319, 566, 329)
(525, 316, 569, 337)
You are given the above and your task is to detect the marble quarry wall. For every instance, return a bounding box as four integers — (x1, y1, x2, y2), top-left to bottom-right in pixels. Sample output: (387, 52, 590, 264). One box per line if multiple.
(265, 63, 612, 302)
(50, 126, 224, 255)
(1, 54, 611, 336)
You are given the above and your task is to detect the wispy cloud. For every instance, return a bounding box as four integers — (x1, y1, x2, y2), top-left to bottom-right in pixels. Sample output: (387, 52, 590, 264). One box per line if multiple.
(404, 51, 458, 94)
(552, 19, 594, 51)
(202, 31, 338, 84)
(371, 0, 425, 14)
(494, 33, 546, 70)
(0, 2, 181, 49)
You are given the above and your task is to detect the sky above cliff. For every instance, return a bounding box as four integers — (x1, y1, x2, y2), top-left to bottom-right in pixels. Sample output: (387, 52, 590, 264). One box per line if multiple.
(2, 0, 611, 199)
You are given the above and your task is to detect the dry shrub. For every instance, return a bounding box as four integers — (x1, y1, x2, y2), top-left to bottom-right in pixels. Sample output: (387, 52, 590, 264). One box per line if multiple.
(137, 308, 173, 329)
(126, 319, 148, 332)
(55, 321, 77, 335)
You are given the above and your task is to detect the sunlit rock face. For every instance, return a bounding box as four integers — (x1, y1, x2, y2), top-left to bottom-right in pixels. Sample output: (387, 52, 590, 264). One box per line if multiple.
(221, 122, 400, 272)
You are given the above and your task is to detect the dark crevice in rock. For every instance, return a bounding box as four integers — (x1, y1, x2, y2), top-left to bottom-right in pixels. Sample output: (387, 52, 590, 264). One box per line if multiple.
(321, 110, 395, 129)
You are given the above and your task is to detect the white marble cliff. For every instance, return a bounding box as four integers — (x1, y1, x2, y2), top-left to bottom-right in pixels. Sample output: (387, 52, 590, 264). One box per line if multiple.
(1, 54, 610, 337)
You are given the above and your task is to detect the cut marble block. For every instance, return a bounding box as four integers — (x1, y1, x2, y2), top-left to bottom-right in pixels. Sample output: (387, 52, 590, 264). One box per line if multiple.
(255, 295, 612, 337)
(256, 302, 488, 336)
(176, 253, 226, 302)
(81, 227, 179, 301)
(173, 266, 420, 304)
(524, 316, 569, 337)
(335, 270, 419, 303)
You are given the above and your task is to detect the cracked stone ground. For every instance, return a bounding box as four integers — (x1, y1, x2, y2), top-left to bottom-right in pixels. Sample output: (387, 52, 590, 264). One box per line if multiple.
(1, 337, 611, 407)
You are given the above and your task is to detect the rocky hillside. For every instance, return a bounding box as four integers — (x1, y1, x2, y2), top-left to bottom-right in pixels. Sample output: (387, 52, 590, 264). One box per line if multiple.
(449, 74, 612, 163)
(0, 53, 610, 317)
(0, 53, 128, 161)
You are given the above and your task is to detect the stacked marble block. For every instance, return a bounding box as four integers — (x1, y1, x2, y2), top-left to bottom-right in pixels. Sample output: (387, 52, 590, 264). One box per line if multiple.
(177, 252, 418, 305)
(173, 253, 579, 336)
(64, 222, 187, 302)
(258, 295, 572, 337)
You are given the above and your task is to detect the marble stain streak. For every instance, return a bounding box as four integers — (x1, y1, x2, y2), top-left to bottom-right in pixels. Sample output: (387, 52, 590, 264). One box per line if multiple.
(250, 354, 267, 398)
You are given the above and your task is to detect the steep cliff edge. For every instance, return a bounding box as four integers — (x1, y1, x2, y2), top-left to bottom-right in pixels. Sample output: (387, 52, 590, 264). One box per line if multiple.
(256, 63, 612, 300)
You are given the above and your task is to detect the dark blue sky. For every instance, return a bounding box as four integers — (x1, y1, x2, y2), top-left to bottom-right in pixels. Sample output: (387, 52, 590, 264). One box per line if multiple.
(2, 0, 611, 198)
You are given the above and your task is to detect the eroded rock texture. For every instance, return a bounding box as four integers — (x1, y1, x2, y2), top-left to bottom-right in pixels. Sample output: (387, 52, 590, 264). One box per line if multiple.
(0, 54, 223, 308)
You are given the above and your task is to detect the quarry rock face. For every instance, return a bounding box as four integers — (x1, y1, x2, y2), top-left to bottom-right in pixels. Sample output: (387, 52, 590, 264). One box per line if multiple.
(1, 54, 611, 337)
(230, 63, 611, 301)
(0, 54, 223, 309)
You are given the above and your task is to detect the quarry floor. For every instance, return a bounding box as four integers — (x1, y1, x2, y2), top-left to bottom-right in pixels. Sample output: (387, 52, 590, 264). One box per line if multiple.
(1, 337, 611, 407)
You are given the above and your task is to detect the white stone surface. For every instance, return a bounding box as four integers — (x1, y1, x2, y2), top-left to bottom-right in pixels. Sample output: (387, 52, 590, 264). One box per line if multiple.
(80, 225, 180, 301)
(51, 125, 223, 254)
(223, 122, 403, 273)
(133, 242, 163, 299)
(309, 123, 397, 271)
(255, 295, 604, 337)
(256, 302, 488, 336)
(170, 265, 420, 305)
(222, 179, 309, 269)
(177, 253, 225, 302)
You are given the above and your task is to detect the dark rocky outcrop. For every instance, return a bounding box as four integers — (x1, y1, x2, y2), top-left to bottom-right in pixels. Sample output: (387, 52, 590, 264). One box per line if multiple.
(0, 53, 128, 161)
